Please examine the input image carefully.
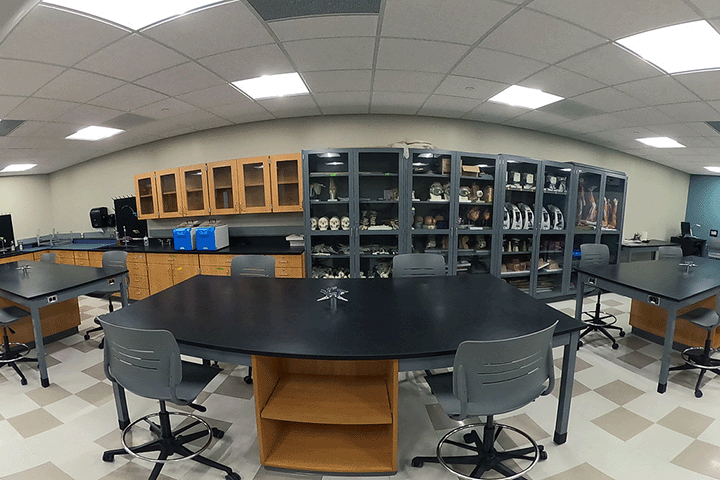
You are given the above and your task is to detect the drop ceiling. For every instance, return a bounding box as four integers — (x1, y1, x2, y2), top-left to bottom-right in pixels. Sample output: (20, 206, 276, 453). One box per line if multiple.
(1, 0, 720, 175)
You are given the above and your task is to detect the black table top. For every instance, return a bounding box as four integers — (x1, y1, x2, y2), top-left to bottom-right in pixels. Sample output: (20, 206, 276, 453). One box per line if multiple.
(621, 239, 676, 248)
(0, 261, 128, 300)
(576, 256, 720, 302)
(101, 274, 581, 361)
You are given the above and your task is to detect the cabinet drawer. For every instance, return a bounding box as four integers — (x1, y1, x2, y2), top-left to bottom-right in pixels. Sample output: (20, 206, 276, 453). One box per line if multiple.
(127, 252, 147, 263)
(274, 254, 302, 268)
(51, 251, 75, 264)
(276, 267, 303, 278)
(75, 258, 90, 267)
(199, 254, 235, 267)
(147, 253, 199, 266)
(200, 265, 231, 276)
(128, 262, 148, 276)
(74, 251, 89, 262)
(129, 287, 150, 301)
(88, 251, 104, 267)
(129, 274, 149, 290)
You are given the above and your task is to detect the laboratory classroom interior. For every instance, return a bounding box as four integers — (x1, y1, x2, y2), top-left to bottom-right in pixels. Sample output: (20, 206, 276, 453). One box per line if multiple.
(3, 1, 720, 479)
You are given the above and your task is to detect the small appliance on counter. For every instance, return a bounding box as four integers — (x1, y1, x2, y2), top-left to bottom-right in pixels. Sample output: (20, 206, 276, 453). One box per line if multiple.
(173, 220, 201, 250)
(195, 221, 229, 251)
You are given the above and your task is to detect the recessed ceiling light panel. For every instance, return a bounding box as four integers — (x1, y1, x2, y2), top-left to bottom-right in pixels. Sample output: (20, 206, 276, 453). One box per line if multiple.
(705, 166, 720, 173)
(617, 20, 720, 74)
(488, 85, 563, 110)
(1, 164, 36, 173)
(231, 73, 309, 100)
(66, 126, 124, 141)
(42, 0, 224, 30)
(636, 137, 685, 148)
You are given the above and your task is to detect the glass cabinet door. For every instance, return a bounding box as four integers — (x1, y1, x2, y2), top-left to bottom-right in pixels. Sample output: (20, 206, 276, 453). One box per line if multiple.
(238, 156, 272, 214)
(307, 151, 352, 278)
(457, 154, 496, 275)
(409, 151, 453, 271)
(536, 163, 571, 298)
(208, 159, 239, 215)
(156, 168, 182, 218)
(134, 172, 158, 219)
(270, 153, 303, 213)
(179, 164, 210, 216)
(601, 174, 626, 263)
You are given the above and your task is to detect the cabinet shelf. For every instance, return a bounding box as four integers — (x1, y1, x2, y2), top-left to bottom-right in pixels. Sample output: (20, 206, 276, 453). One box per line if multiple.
(538, 269, 564, 275)
(543, 189, 567, 195)
(459, 201, 493, 205)
(359, 254, 395, 258)
(310, 172, 349, 177)
(539, 250, 564, 254)
(413, 173, 451, 179)
(360, 230, 399, 235)
(412, 229, 451, 235)
(310, 200, 350, 205)
(460, 174, 494, 181)
(310, 230, 350, 236)
(458, 250, 490, 256)
(540, 229, 568, 234)
(503, 229, 533, 234)
(359, 172, 399, 177)
(311, 254, 350, 258)
(502, 251, 531, 255)
(359, 200, 398, 204)
(412, 200, 450, 205)
(501, 270, 530, 277)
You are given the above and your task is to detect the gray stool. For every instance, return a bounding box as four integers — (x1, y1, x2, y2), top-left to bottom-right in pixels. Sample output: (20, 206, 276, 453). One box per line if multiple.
(0, 306, 37, 385)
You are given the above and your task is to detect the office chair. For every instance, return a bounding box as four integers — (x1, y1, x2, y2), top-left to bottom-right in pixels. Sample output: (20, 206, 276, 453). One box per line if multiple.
(657, 246, 683, 259)
(668, 295, 720, 398)
(40, 252, 56, 263)
(578, 243, 625, 349)
(708, 237, 720, 260)
(411, 321, 557, 479)
(97, 319, 240, 480)
(0, 306, 37, 385)
(392, 253, 446, 277)
(231, 254, 275, 384)
(84, 251, 129, 349)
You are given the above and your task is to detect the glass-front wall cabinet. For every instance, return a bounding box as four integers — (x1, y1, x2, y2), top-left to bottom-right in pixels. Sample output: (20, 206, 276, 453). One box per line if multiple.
(208, 160, 239, 214)
(156, 168, 182, 218)
(270, 153, 303, 213)
(601, 173, 626, 263)
(135, 172, 158, 220)
(180, 164, 210, 216)
(238, 156, 272, 213)
(536, 163, 571, 298)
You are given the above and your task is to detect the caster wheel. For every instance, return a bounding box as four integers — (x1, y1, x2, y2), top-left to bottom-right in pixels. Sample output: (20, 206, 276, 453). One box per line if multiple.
(577, 341, 583, 349)
(463, 433, 473, 443)
(411, 458, 424, 467)
(21, 378, 27, 386)
(212, 427, 224, 439)
(612, 343, 619, 350)
(84, 333, 90, 340)
(539, 450, 548, 460)
(538, 445, 545, 452)
(102, 452, 115, 462)
(620, 331, 626, 337)
(244, 375, 253, 384)
(695, 390, 703, 398)
(225, 473, 241, 480)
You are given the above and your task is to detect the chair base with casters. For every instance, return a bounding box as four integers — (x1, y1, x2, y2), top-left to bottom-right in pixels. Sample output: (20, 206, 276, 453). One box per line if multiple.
(411, 416, 546, 480)
(578, 291, 625, 349)
(0, 306, 38, 386)
(102, 400, 240, 480)
(668, 321, 720, 398)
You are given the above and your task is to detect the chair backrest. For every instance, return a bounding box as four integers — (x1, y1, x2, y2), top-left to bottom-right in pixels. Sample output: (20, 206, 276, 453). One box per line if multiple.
(657, 246, 683, 259)
(231, 255, 275, 277)
(708, 237, 720, 259)
(392, 253, 446, 277)
(102, 250, 128, 270)
(452, 321, 557, 418)
(579, 243, 610, 268)
(98, 318, 182, 403)
(40, 253, 56, 263)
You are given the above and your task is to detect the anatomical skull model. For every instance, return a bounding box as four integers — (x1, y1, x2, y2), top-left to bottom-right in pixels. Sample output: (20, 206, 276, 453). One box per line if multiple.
(329, 216, 340, 230)
(310, 217, 318, 230)
(341, 216, 350, 230)
(429, 182, 444, 201)
(318, 216, 329, 231)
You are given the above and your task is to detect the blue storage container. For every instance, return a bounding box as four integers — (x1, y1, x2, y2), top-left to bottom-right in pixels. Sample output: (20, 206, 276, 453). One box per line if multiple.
(173, 227, 196, 250)
(196, 224, 229, 251)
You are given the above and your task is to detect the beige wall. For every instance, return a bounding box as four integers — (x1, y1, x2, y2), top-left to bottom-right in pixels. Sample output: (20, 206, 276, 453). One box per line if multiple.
(5, 114, 688, 240)
(0, 175, 52, 241)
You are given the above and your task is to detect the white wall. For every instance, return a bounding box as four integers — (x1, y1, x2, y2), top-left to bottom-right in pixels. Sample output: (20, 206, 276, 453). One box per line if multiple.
(7, 115, 688, 239)
(0, 175, 52, 240)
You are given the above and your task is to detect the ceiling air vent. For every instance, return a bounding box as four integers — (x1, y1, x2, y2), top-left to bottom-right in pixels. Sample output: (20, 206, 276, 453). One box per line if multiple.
(706, 121, 720, 135)
(247, 0, 381, 21)
(0, 120, 24, 137)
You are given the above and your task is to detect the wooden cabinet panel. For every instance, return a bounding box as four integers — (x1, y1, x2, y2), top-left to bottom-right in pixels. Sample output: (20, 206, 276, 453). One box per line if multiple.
(148, 253, 198, 265)
(148, 262, 174, 295)
(88, 251, 104, 267)
(0, 253, 33, 264)
(134, 172, 159, 219)
(129, 287, 150, 301)
(179, 164, 210, 216)
(270, 153, 303, 213)
(75, 258, 90, 267)
(274, 254, 303, 269)
(0, 297, 80, 345)
(199, 254, 235, 267)
(127, 252, 147, 263)
(156, 168, 183, 218)
(200, 265, 231, 276)
(147, 253, 198, 293)
(276, 267, 303, 278)
(172, 263, 199, 284)
(238, 156, 272, 214)
(74, 251, 89, 262)
(49, 250, 75, 265)
(208, 159, 240, 215)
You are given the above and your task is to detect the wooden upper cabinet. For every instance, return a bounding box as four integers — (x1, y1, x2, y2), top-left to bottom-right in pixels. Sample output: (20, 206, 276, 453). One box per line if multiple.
(134, 172, 159, 219)
(238, 156, 272, 214)
(179, 164, 210, 216)
(270, 153, 303, 213)
(156, 168, 183, 218)
(208, 159, 239, 215)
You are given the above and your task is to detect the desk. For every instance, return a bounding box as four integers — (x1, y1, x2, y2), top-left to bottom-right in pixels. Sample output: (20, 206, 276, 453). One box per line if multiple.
(621, 239, 676, 262)
(103, 274, 582, 474)
(671, 236, 706, 256)
(575, 256, 720, 393)
(0, 261, 128, 387)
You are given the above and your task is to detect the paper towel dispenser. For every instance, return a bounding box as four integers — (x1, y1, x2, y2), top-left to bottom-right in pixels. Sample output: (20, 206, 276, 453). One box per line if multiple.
(90, 207, 115, 228)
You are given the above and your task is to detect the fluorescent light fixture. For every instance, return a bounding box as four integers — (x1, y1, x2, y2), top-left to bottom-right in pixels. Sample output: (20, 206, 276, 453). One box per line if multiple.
(1, 164, 36, 173)
(636, 136, 685, 148)
(418, 153, 435, 158)
(231, 73, 309, 100)
(488, 85, 563, 110)
(318, 152, 340, 158)
(325, 161, 345, 166)
(705, 166, 720, 173)
(42, 0, 222, 30)
(66, 126, 124, 141)
(616, 20, 720, 74)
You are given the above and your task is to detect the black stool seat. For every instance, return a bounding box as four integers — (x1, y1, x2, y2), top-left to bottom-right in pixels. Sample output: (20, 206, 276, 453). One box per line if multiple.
(0, 306, 37, 386)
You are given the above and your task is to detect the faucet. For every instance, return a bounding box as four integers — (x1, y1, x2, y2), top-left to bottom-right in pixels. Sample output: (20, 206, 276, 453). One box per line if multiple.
(692, 224, 701, 237)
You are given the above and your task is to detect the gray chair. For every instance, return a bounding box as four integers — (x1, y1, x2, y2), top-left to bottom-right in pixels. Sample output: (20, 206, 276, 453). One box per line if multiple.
(97, 319, 240, 480)
(668, 295, 720, 397)
(84, 251, 129, 349)
(231, 254, 275, 384)
(0, 306, 37, 385)
(657, 246, 683, 259)
(40, 252, 56, 263)
(392, 253, 446, 277)
(578, 244, 625, 349)
(411, 321, 557, 479)
(708, 237, 720, 259)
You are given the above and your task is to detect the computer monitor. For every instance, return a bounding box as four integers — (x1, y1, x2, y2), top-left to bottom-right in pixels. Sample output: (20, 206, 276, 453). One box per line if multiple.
(681, 221, 691, 237)
(0, 214, 14, 248)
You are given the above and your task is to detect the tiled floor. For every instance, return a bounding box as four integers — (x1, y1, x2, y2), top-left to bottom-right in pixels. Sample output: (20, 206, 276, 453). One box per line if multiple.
(2, 293, 720, 480)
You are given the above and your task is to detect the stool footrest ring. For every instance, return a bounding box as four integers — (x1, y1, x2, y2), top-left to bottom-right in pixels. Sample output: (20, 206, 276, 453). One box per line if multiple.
(0, 342, 31, 363)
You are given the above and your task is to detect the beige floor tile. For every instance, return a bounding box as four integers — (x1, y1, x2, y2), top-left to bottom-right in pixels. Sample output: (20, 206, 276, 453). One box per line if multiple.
(594, 379, 644, 405)
(658, 406, 714, 438)
(671, 439, 720, 479)
(82, 361, 108, 381)
(554, 356, 593, 372)
(24, 384, 72, 407)
(253, 467, 322, 480)
(99, 461, 175, 480)
(7, 408, 62, 438)
(424, 403, 479, 431)
(616, 350, 656, 369)
(591, 407, 653, 441)
(212, 374, 254, 399)
(617, 335, 650, 350)
(551, 378, 591, 398)
(3, 461, 75, 480)
(543, 462, 614, 480)
(75, 381, 114, 406)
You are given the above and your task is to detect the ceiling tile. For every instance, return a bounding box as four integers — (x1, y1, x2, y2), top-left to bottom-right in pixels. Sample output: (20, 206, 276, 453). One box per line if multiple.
(686, 122, 720, 136)
(0, 59, 64, 96)
(32, 69, 124, 103)
(302, 70, 373, 93)
(504, 109, 569, 128)
(418, 94, 482, 118)
(166, 111, 233, 130)
(453, 48, 547, 84)
(520, 66, 604, 98)
(671, 136, 717, 148)
(9, 98, 80, 121)
(694, 0, 720, 16)
(0, 4, 127, 66)
(376, 38, 469, 73)
(208, 101, 275, 124)
(271, 15, 377, 41)
(314, 92, 371, 115)
(572, 87, 645, 112)
(198, 44, 294, 82)
(382, 0, 515, 45)
(176, 84, 246, 108)
(558, 44, 661, 86)
(75, 34, 187, 81)
(480, 9, 605, 64)
(657, 102, 720, 122)
(135, 62, 226, 97)
(614, 77, 698, 106)
(646, 123, 704, 138)
(370, 92, 427, 114)
(529, 0, 699, 39)
(90, 84, 168, 111)
(0, 96, 26, 117)
(675, 70, 720, 101)
(612, 107, 675, 126)
(144, 2, 274, 58)
(434, 76, 505, 100)
(283, 37, 375, 72)
(463, 101, 525, 123)
(257, 95, 321, 118)
(132, 98, 197, 119)
(555, 114, 630, 134)
(55, 104, 121, 125)
(373, 70, 444, 93)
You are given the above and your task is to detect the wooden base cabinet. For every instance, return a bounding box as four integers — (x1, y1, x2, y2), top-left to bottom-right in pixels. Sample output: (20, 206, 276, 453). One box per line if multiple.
(126, 253, 150, 301)
(147, 253, 199, 295)
(253, 356, 398, 474)
(0, 297, 80, 345)
(629, 296, 720, 348)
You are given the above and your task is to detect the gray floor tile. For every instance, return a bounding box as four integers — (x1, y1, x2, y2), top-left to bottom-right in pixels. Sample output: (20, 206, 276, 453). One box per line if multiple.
(594, 379, 644, 405)
(658, 407, 714, 438)
(3, 461, 75, 480)
(671, 439, 720, 479)
(7, 408, 63, 438)
(591, 407, 653, 441)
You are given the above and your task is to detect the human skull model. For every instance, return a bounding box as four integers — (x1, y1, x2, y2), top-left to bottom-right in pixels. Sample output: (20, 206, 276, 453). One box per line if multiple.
(429, 182, 443, 201)
(329, 216, 340, 230)
(310, 217, 318, 230)
(341, 216, 350, 230)
(318, 216, 329, 231)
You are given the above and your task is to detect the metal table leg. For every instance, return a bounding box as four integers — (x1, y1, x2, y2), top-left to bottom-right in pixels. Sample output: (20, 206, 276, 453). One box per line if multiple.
(554, 329, 579, 444)
(658, 304, 679, 393)
(29, 305, 49, 387)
